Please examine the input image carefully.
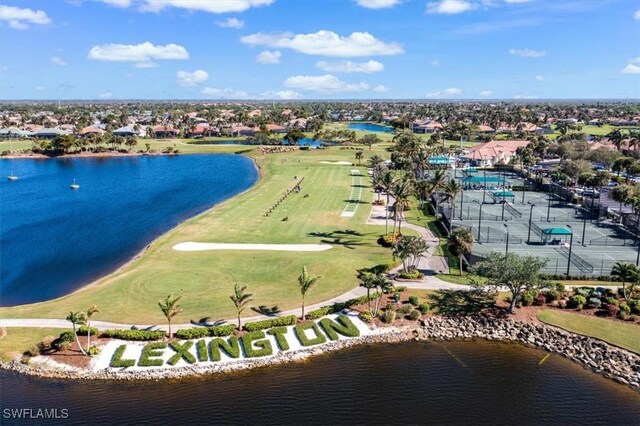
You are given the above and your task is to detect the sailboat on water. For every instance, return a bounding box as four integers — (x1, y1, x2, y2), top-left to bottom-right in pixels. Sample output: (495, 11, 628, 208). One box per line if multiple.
(7, 171, 17, 181)
(70, 179, 80, 190)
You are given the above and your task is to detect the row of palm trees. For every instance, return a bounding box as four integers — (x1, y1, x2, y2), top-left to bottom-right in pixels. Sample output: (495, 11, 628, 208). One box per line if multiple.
(65, 267, 322, 353)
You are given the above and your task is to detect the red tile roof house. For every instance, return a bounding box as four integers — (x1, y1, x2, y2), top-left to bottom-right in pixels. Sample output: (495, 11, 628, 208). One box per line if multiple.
(185, 124, 220, 138)
(152, 125, 180, 138)
(265, 124, 287, 134)
(476, 124, 495, 133)
(229, 125, 255, 137)
(78, 126, 105, 137)
(462, 140, 530, 167)
(411, 119, 443, 134)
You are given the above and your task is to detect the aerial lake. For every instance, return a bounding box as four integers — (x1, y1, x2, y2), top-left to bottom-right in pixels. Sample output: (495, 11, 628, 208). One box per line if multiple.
(1, 340, 638, 424)
(0, 154, 258, 306)
(347, 123, 395, 133)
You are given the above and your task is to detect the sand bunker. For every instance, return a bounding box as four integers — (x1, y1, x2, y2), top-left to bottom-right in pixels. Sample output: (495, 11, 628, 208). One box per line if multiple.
(320, 161, 352, 165)
(173, 242, 332, 252)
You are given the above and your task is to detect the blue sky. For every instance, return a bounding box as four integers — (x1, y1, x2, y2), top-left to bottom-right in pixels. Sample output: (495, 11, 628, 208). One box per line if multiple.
(1, 0, 639, 100)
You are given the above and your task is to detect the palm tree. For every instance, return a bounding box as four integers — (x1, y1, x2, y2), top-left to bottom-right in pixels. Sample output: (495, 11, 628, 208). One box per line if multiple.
(611, 261, 636, 301)
(355, 150, 364, 165)
(392, 235, 428, 275)
(607, 129, 624, 151)
(372, 274, 394, 317)
(298, 265, 321, 320)
(358, 272, 377, 313)
(391, 177, 414, 235)
(443, 179, 463, 223)
(158, 293, 183, 338)
(66, 311, 87, 356)
(368, 154, 385, 169)
(230, 284, 254, 331)
(610, 185, 633, 224)
(379, 170, 397, 234)
(414, 179, 432, 210)
(85, 304, 100, 353)
(447, 228, 474, 275)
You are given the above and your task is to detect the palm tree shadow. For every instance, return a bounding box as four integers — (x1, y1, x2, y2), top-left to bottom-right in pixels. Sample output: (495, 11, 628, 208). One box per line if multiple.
(251, 305, 281, 316)
(189, 317, 228, 326)
(430, 289, 497, 315)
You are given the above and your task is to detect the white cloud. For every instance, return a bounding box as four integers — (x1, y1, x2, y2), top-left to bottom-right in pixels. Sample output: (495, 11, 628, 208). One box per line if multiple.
(176, 69, 209, 86)
(0, 5, 51, 29)
(256, 50, 281, 64)
(96, 0, 133, 7)
(316, 60, 384, 73)
(50, 56, 68, 66)
(355, 0, 402, 9)
(621, 64, 640, 75)
(99, 91, 113, 98)
(87, 41, 188, 67)
(535, 75, 544, 81)
(508, 48, 545, 58)
(431, 59, 440, 66)
(260, 90, 302, 99)
(634, 9, 640, 20)
(141, 0, 274, 14)
(425, 0, 477, 15)
(35, 85, 46, 91)
(284, 74, 370, 93)
(201, 87, 251, 99)
(373, 85, 390, 93)
(479, 90, 493, 96)
(427, 87, 462, 98)
(216, 17, 244, 29)
(241, 30, 403, 57)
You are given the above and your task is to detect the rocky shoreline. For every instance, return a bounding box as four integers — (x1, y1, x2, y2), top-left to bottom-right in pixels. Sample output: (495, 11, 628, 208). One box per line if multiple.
(1, 317, 638, 391)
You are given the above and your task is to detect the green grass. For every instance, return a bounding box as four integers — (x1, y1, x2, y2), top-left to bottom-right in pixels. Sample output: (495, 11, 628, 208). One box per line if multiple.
(0, 328, 63, 362)
(0, 146, 397, 324)
(538, 309, 640, 354)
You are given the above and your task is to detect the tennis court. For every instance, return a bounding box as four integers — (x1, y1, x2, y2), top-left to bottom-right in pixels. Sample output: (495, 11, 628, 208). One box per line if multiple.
(444, 174, 640, 276)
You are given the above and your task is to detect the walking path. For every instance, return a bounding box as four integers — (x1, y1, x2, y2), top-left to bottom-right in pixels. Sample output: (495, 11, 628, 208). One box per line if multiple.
(0, 280, 467, 331)
(367, 194, 449, 274)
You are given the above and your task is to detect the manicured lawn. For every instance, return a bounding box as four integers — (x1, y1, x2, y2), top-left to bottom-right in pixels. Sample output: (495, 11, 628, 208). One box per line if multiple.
(0, 328, 63, 362)
(538, 309, 640, 354)
(0, 146, 397, 324)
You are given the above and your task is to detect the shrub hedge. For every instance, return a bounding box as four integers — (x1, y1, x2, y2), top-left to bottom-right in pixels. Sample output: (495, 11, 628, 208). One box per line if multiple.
(208, 337, 240, 361)
(318, 315, 360, 340)
(110, 345, 135, 368)
(241, 331, 273, 358)
(266, 327, 290, 351)
(174, 324, 235, 340)
(244, 315, 296, 332)
(137, 342, 167, 367)
(101, 329, 166, 341)
(167, 341, 196, 366)
(78, 326, 99, 336)
(294, 322, 327, 346)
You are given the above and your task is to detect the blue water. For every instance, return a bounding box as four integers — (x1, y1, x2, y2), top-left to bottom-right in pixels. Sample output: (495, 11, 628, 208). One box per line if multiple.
(296, 138, 322, 148)
(191, 139, 323, 148)
(347, 123, 395, 133)
(0, 155, 258, 306)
